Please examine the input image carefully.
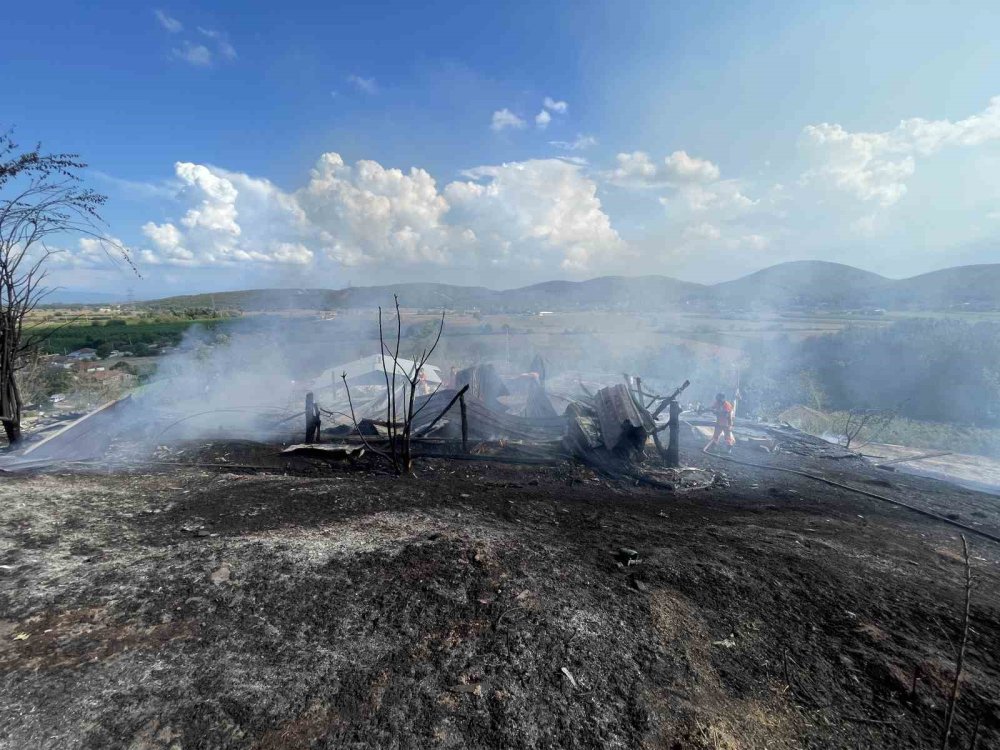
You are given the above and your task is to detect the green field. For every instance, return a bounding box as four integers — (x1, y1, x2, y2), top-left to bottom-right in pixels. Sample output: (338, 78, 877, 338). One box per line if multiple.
(29, 318, 228, 357)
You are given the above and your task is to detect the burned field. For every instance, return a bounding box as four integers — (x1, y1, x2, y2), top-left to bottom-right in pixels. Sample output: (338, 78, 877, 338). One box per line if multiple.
(1, 441, 999, 749)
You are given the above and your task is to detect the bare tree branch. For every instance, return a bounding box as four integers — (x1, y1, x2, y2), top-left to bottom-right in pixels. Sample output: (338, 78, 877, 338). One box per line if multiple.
(340, 372, 391, 464)
(840, 407, 895, 451)
(941, 534, 974, 749)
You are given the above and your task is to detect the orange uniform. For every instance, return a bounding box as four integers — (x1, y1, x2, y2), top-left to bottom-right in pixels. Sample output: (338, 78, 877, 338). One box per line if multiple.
(705, 399, 736, 450)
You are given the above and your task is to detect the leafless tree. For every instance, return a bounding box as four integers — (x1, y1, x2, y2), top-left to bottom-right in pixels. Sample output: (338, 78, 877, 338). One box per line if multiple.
(840, 407, 895, 451)
(0, 131, 132, 444)
(342, 295, 444, 474)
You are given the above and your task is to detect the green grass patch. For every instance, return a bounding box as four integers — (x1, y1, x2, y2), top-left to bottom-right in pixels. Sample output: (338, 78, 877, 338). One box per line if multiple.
(28, 318, 227, 357)
(782, 407, 1000, 458)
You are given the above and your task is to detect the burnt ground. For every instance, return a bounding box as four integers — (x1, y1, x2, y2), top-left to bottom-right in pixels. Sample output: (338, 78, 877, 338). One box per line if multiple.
(0, 443, 999, 749)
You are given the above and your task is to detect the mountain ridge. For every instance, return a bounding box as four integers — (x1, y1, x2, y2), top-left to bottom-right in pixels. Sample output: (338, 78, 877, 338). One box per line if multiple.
(126, 260, 1000, 312)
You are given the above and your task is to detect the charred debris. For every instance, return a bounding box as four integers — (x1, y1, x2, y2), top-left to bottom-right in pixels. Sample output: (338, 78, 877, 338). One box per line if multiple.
(9, 306, 1000, 551)
(3, 347, 844, 496)
(0, 300, 861, 491)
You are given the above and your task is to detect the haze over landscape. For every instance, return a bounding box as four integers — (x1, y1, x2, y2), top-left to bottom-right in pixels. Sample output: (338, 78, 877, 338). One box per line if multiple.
(129, 259, 1000, 312)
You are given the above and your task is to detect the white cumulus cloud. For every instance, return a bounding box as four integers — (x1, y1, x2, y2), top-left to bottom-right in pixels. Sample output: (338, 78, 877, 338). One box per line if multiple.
(606, 150, 721, 187)
(163, 21, 236, 67)
(49, 236, 131, 270)
(197, 27, 237, 60)
(139, 162, 312, 266)
(606, 151, 659, 185)
(491, 109, 527, 132)
(604, 147, 769, 254)
(494, 97, 567, 134)
(550, 134, 598, 151)
(134, 155, 625, 276)
(664, 150, 721, 182)
(669, 182, 757, 213)
(801, 96, 1000, 205)
(172, 42, 213, 67)
(298, 153, 457, 266)
(446, 159, 625, 270)
(543, 97, 568, 114)
(154, 10, 183, 33)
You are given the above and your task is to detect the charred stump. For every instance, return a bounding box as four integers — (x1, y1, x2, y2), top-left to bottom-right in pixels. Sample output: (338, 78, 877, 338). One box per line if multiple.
(305, 392, 321, 443)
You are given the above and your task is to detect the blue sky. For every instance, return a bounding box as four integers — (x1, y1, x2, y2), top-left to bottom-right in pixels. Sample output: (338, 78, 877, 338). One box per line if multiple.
(4, 0, 1000, 297)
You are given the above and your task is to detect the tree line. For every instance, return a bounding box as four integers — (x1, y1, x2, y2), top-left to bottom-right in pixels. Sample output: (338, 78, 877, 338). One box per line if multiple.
(742, 319, 1000, 427)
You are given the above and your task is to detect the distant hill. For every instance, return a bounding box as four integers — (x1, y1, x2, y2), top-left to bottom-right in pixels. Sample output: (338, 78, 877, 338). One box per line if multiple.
(138, 284, 501, 312)
(131, 261, 1000, 313)
(888, 264, 1000, 309)
(710, 261, 891, 309)
(138, 276, 706, 313)
(510, 276, 705, 310)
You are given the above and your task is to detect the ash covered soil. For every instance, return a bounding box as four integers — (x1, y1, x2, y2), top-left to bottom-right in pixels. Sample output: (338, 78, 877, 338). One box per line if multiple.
(1, 444, 999, 749)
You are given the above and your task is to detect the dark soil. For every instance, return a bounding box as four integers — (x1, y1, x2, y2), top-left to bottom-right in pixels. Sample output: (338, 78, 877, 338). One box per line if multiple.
(0, 442, 998, 749)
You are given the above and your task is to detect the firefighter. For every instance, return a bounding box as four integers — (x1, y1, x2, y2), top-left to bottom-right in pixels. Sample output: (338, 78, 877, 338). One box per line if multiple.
(416, 367, 432, 396)
(705, 392, 736, 453)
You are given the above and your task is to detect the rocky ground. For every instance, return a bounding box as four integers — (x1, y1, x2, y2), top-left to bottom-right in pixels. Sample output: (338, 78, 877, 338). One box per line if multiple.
(0, 442, 998, 749)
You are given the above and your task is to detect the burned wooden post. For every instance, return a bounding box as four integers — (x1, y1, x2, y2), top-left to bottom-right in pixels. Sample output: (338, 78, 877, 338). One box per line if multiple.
(666, 399, 681, 468)
(305, 391, 321, 443)
(459, 391, 469, 453)
(649, 379, 690, 465)
(414, 384, 470, 438)
(305, 392, 314, 442)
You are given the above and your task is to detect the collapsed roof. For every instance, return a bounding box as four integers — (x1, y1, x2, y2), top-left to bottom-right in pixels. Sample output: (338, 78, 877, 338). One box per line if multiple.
(309, 355, 442, 394)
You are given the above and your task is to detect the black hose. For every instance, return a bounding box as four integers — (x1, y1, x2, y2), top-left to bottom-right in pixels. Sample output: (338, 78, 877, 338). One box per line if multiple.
(703, 448, 1000, 547)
